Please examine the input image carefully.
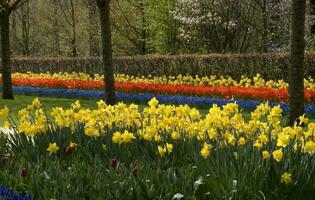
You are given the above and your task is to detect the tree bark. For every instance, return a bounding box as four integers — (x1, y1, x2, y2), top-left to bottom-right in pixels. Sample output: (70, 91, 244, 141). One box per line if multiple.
(1, 13, 14, 99)
(97, 0, 116, 105)
(288, 0, 306, 125)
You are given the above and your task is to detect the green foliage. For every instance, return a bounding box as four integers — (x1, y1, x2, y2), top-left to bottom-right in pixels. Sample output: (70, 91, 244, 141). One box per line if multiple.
(7, 0, 310, 56)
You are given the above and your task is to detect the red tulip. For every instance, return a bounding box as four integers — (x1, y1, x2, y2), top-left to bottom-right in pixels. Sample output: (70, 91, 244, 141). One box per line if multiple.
(65, 146, 74, 155)
(21, 168, 29, 178)
(111, 158, 118, 169)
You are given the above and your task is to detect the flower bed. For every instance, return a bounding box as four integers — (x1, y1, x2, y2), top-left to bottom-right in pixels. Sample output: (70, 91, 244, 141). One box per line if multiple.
(7, 72, 315, 89)
(2, 73, 315, 103)
(1, 98, 315, 199)
(2, 85, 315, 115)
(8, 78, 315, 102)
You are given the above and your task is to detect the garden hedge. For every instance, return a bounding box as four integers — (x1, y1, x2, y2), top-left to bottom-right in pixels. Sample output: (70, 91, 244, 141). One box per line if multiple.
(6, 52, 315, 80)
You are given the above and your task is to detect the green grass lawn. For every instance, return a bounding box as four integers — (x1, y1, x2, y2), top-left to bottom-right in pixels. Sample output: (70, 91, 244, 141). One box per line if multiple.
(0, 95, 212, 114)
(0, 95, 99, 114)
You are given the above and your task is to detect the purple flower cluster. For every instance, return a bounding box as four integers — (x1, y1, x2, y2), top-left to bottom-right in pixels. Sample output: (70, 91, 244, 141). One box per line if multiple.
(0, 184, 32, 200)
(2, 85, 315, 115)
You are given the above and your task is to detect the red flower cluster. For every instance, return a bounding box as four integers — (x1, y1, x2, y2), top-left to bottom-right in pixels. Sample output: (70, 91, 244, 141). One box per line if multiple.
(2, 77, 315, 102)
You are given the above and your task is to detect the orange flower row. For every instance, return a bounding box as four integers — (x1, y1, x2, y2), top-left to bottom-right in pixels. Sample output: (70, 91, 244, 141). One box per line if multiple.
(3, 77, 315, 102)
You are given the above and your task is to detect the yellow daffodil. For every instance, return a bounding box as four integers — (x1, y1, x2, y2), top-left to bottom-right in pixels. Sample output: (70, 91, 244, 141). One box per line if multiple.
(121, 130, 135, 143)
(281, 172, 292, 184)
(112, 132, 122, 144)
(200, 143, 212, 159)
(258, 134, 269, 144)
(102, 144, 107, 151)
(71, 100, 81, 110)
(171, 131, 181, 140)
(272, 149, 283, 162)
(32, 97, 41, 108)
(277, 133, 290, 147)
(148, 97, 159, 107)
(166, 143, 173, 153)
(262, 151, 270, 159)
(158, 145, 166, 157)
(238, 137, 246, 146)
(299, 114, 308, 125)
(70, 142, 78, 148)
(47, 143, 59, 154)
(254, 140, 263, 149)
(304, 140, 315, 153)
(0, 106, 9, 118)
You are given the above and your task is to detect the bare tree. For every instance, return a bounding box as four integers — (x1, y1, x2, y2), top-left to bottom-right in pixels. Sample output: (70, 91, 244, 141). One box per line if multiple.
(85, 0, 100, 56)
(56, 0, 78, 57)
(17, 1, 31, 55)
(311, 0, 315, 36)
(11, 10, 17, 55)
(288, 0, 306, 125)
(52, 0, 61, 56)
(112, 0, 148, 55)
(0, 0, 28, 99)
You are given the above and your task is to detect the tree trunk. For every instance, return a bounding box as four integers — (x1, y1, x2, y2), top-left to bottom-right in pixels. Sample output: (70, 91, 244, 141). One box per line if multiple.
(97, 0, 116, 105)
(1, 13, 14, 99)
(288, 0, 306, 125)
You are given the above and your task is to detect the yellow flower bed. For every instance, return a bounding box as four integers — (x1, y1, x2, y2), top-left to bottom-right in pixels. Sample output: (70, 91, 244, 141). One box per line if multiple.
(9, 72, 315, 89)
(1, 97, 314, 161)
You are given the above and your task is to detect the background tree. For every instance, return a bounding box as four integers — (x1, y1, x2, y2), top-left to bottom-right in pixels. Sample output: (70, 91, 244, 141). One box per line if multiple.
(96, 0, 116, 105)
(0, 0, 28, 99)
(14, 0, 41, 55)
(57, 0, 78, 57)
(310, 0, 315, 37)
(288, 0, 306, 125)
(0, 0, 313, 57)
(86, 0, 100, 56)
(172, 0, 290, 53)
(145, 0, 179, 54)
(51, 0, 61, 56)
(0, 0, 305, 56)
(111, 0, 148, 55)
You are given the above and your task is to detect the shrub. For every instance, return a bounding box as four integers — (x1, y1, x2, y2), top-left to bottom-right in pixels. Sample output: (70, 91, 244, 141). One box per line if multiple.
(7, 52, 315, 80)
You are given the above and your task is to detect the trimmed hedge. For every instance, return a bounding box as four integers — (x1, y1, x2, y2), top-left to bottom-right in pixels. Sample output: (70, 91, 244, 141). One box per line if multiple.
(6, 52, 315, 80)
